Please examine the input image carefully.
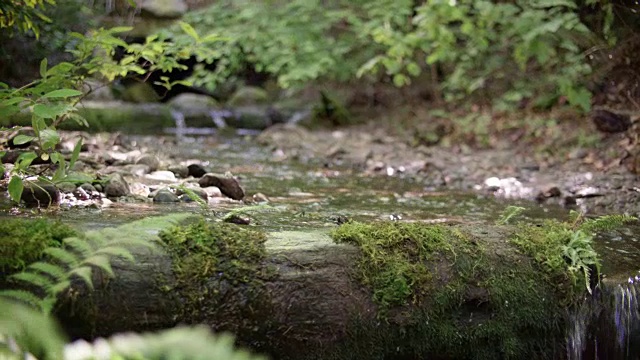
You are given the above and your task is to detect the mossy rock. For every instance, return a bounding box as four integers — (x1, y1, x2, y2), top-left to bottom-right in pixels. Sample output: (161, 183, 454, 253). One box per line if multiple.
(117, 82, 161, 103)
(227, 86, 269, 107)
(158, 219, 269, 326)
(2, 101, 175, 133)
(0, 218, 77, 278)
(327, 220, 588, 359)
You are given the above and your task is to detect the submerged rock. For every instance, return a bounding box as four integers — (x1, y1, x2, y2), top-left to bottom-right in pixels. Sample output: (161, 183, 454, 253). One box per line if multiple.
(199, 173, 245, 200)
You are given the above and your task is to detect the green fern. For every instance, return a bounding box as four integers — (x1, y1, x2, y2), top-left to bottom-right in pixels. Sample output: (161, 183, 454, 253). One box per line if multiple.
(578, 214, 637, 234)
(496, 206, 526, 225)
(0, 213, 194, 314)
(63, 325, 267, 360)
(0, 298, 66, 360)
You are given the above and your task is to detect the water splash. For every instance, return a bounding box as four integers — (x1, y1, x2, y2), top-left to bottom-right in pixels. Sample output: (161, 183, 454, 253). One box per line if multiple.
(567, 276, 640, 359)
(209, 109, 232, 128)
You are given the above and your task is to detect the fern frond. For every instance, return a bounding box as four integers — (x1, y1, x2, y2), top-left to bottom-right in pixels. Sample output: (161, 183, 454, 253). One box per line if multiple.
(48, 281, 71, 298)
(64, 325, 266, 360)
(69, 267, 94, 290)
(28, 263, 67, 283)
(0, 290, 43, 309)
(11, 272, 54, 290)
(5, 214, 195, 314)
(43, 247, 80, 268)
(580, 214, 637, 234)
(81, 255, 114, 277)
(93, 246, 136, 262)
(0, 299, 66, 360)
(63, 237, 94, 258)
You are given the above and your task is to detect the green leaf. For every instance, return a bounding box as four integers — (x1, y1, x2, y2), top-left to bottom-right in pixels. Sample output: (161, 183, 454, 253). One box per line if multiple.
(0, 96, 27, 106)
(58, 172, 94, 185)
(406, 62, 421, 77)
(69, 138, 83, 171)
(179, 21, 200, 41)
(12, 134, 35, 145)
(109, 26, 134, 34)
(201, 33, 222, 43)
(40, 58, 48, 79)
(393, 73, 409, 87)
(15, 152, 38, 170)
(42, 89, 82, 98)
(8, 176, 24, 202)
(33, 104, 69, 119)
(40, 129, 61, 151)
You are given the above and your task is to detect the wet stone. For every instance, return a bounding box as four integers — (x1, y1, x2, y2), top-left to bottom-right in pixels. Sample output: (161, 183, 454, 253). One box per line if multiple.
(198, 173, 245, 200)
(21, 183, 60, 207)
(175, 186, 208, 201)
(135, 154, 161, 172)
(187, 164, 207, 178)
(145, 170, 177, 182)
(153, 189, 180, 203)
(223, 214, 251, 225)
(122, 164, 151, 177)
(168, 165, 189, 179)
(104, 173, 131, 197)
(57, 182, 77, 193)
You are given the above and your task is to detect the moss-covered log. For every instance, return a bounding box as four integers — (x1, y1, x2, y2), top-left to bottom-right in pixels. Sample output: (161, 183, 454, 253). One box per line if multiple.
(53, 218, 597, 360)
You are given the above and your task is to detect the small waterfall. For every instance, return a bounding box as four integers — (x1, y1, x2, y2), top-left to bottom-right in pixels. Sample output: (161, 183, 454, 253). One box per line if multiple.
(567, 276, 640, 359)
(170, 109, 186, 141)
(209, 109, 232, 128)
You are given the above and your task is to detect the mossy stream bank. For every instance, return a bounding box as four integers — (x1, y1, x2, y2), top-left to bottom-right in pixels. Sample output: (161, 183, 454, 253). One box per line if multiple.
(17, 214, 618, 360)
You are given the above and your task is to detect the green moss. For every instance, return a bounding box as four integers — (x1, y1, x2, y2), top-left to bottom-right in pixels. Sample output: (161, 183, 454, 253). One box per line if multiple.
(158, 218, 268, 321)
(511, 218, 604, 301)
(0, 218, 77, 275)
(329, 221, 568, 359)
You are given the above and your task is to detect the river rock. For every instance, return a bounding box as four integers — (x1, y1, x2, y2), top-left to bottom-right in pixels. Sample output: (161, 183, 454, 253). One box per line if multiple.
(201, 186, 222, 198)
(57, 182, 77, 193)
(145, 171, 177, 182)
(187, 164, 207, 178)
(122, 164, 151, 177)
(198, 173, 245, 200)
(21, 183, 60, 207)
(104, 173, 131, 197)
(175, 186, 208, 202)
(168, 165, 189, 179)
(153, 189, 180, 203)
(119, 82, 160, 103)
(135, 154, 161, 172)
(140, 0, 187, 18)
(227, 86, 269, 107)
(169, 93, 218, 113)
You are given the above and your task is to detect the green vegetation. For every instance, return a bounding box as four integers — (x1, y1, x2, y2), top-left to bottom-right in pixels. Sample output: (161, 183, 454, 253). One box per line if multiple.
(0, 214, 265, 359)
(0, 218, 76, 274)
(511, 212, 636, 297)
(176, 0, 618, 111)
(328, 215, 633, 359)
(331, 220, 567, 358)
(159, 218, 268, 321)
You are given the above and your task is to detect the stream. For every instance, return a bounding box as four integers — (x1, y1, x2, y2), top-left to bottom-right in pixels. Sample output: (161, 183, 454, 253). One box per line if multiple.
(1, 129, 640, 359)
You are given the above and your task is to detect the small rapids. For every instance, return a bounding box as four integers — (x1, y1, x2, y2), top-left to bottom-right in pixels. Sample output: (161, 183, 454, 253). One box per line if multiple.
(568, 277, 640, 359)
